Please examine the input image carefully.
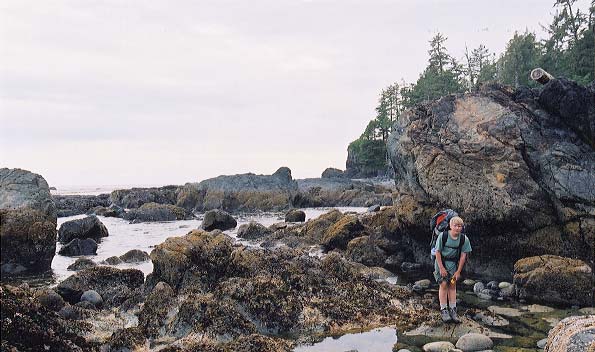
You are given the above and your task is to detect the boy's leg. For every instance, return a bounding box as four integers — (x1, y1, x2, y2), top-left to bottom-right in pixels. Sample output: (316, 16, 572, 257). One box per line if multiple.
(438, 281, 451, 322)
(447, 281, 461, 323)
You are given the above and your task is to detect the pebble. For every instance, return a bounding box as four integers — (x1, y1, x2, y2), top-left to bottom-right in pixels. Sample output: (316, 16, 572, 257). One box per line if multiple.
(537, 338, 547, 349)
(486, 281, 499, 290)
(412, 284, 424, 292)
(455, 333, 493, 351)
(498, 284, 515, 298)
(473, 282, 485, 294)
(463, 279, 476, 286)
(422, 341, 455, 352)
(498, 282, 511, 289)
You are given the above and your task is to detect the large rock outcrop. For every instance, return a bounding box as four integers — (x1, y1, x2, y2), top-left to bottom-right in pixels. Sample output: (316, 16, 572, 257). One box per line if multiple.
(110, 185, 179, 209)
(386, 79, 595, 278)
(122, 202, 190, 222)
(58, 215, 109, 243)
(294, 178, 393, 208)
(0, 168, 57, 276)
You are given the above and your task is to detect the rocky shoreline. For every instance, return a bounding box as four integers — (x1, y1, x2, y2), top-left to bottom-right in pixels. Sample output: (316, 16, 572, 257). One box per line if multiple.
(1, 77, 594, 351)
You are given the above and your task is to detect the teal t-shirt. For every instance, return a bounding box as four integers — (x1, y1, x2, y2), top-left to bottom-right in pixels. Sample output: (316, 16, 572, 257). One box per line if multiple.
(434, 231, 472, 274)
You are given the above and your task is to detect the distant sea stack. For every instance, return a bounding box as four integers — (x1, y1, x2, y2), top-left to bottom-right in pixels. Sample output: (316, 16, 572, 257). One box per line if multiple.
(0, 168, 58, 276)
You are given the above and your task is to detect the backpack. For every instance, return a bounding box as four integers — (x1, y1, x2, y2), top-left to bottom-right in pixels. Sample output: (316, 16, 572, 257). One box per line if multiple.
(429, 209, 458, 262)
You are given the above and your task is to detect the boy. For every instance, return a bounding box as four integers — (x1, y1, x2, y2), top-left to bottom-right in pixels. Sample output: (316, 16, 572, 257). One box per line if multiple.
(434, 216, 471, 323)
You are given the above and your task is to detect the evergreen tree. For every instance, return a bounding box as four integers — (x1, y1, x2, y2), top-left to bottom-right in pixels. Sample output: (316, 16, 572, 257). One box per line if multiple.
(497, 31, 540, 87)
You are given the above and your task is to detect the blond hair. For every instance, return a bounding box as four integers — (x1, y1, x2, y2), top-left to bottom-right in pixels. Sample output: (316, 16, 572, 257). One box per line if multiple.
(450, 216, 464, 226)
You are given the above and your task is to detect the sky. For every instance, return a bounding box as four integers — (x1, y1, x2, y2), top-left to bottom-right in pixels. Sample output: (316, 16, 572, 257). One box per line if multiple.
(1, 0, 590, 187)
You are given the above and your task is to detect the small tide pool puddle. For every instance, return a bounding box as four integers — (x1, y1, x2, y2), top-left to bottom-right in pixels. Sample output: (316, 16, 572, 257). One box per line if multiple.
(293, 327, 397, 352)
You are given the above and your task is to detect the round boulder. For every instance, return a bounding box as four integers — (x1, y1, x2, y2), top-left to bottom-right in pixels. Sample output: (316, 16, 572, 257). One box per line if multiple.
(80, 290, 103, 307)
(455, 333, 493, 351)
(103, 256, 123, 265)
(201, 209, 237, 231)
(285, 209, 306, 223)
(237, 221, 272, 240)
(321, 167, 345, 178)
(321, 215, 365, 250)
(34, 289, 66, 312)
(422, 341, 455, 352)
(58, 215, 108, 244)
(58, 238, 98, 256)
(545, 315, 595, 352)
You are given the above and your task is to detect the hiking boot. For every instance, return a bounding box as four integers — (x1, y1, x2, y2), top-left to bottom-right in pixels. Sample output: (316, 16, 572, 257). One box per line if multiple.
(449, 307, 461, 323)
(440, 308, 452, 323)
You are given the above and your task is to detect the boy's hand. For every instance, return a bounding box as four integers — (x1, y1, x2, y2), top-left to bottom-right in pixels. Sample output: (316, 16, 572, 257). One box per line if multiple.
(453, 271, 461, 281)
(440, 267, 448, 277)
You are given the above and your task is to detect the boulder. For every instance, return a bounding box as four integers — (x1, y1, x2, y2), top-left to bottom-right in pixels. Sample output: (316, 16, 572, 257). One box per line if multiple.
(58, 215, 109, 243)
(321, 214, 365, 250)
(123, 202, 190, 222)
(67, 258, 97, 271)
(53, 194, 111, 217)
(422, 341, 455, 352)
(455, 333, 493, 351)
(56, 266, 144, 306)
(58, 238, 98, 256)
(105, 327, 147, 352)
(0, 169, 57, 275)
(150, 230, 234, 292)
(545, 315, 595, 352)
(201, 209, 237, 231)
(237, 221, 272, 239)
(119, 249, 150, 263)
(285, 209, 306, 222)
(513, 255, 593, 307)
(367, 204, 381, 212)
(386, 81, 595, 279)
(294, 178, 393, 208)
(321, 167, 345, 178)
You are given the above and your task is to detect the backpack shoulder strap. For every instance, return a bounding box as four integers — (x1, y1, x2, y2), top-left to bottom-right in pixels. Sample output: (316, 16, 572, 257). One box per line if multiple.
(456, 234, 466, 262)
(441, 231, 448, 248)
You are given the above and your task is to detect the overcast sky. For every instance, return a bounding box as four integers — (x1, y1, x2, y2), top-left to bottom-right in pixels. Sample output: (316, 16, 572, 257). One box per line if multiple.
(1, 0, 590, 187)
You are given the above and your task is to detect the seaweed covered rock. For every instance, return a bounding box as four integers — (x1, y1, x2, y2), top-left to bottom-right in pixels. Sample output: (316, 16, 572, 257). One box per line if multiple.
(110, 185, 179, 209)
(150, 230, 234, 292)
(123, 202, 190, 222)
(321, 214, 365, 250)
(67, 258, 97, 271)
(56, 266, 144, 306)
(138, 282, 176, 337)
(0, 168, 57, 275)
(119, 249, 150, 263)
(0, 208, 57, 275)
(285, 209, 306, 222)
(54, 194, 111, 217)
(86, 203, 125, 218)
(513, 255, 593, 307)
(58, 215, 109, 244)
(1, 284, 94, 351)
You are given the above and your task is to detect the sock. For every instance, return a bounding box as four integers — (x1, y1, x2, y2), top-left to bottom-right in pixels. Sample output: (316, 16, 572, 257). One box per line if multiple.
(449, 301, 456, 309)
(440, 303, 448, 310)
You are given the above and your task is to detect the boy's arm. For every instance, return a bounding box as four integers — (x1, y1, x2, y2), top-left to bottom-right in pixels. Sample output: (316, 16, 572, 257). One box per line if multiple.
(454, 252, 467, 279)
(436, 251, 447, 276)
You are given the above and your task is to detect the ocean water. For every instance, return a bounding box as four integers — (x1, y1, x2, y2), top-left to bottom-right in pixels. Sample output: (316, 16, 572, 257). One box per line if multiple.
(53, 207, 367, 283)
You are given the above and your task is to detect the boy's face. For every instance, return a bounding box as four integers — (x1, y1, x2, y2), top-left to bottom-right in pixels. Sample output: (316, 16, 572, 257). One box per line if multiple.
(451, 222, 463, 235)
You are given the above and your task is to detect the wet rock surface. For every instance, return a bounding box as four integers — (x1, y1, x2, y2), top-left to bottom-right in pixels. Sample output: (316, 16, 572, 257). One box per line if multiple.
(58, 215, 109, 243)
(237, 221, 272, 239)
(1, 284, 95, 351)
(58, 238, 98, 256)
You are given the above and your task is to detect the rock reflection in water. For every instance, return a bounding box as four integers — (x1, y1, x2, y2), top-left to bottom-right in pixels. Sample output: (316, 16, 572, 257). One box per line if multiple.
(294, 327, 397, 352)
